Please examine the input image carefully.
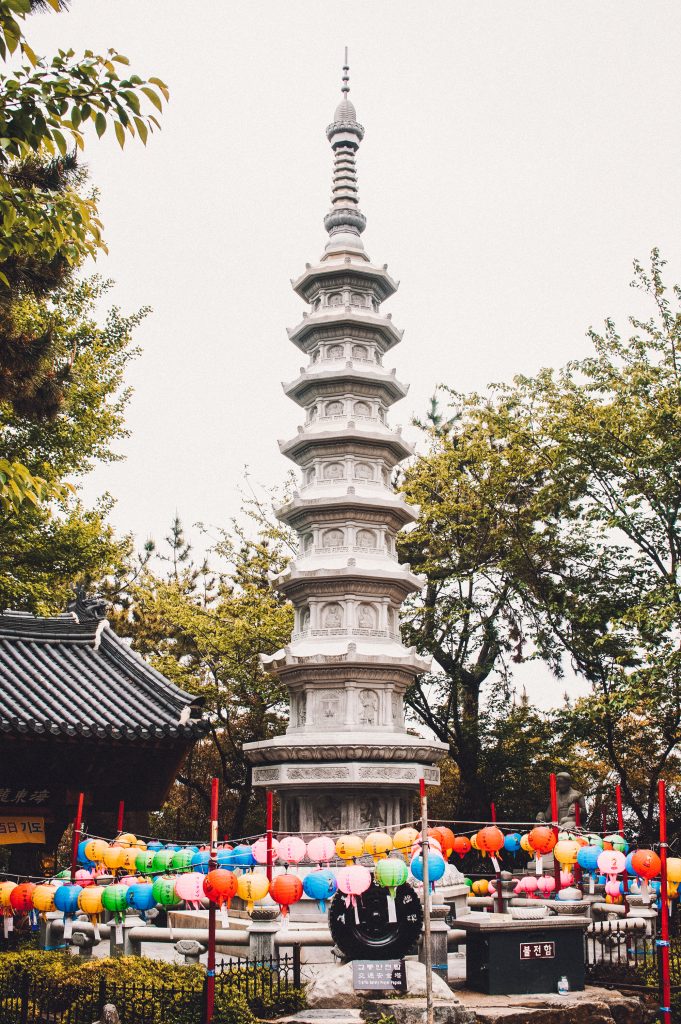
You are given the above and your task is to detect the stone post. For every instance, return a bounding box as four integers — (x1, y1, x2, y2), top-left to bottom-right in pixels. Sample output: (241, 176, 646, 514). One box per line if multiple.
(248, 906, 280, 961)
(419, 901, 449, 982)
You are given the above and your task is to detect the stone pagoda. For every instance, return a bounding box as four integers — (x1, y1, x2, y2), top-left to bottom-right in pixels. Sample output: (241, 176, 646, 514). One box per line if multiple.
(245, 60, 447, 833)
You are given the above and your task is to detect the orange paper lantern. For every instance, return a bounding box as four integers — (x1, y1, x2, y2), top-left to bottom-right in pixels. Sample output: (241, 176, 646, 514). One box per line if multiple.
(631, 849, 661, 880)
(476, 827, 504, 855)
(528, 826, 557, 856)
(270, 873, 303, 917)
(452, 835, 472, 857)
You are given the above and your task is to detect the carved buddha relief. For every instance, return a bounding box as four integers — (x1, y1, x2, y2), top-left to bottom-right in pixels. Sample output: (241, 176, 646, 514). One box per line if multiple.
(354, 462, 373, 481)
(325, 400, 344, 416)
(328, 293, 342, 307)
(357, 603, 376, 629)
(322, 528, 344, 548)
(324, 462, 344, 480)
(327, 344, 344, 358)
(354, 401, 371, 417)
(306, 466, 316, 484)
(352, 344, 368, 359)
(301, 607, 311, 631)
(322, 603, 343, 628)
(350, 292, 365, 307)
(358, 689, 379, 725)
(356, 528, 375, 548)
(318, 689, 343, 721)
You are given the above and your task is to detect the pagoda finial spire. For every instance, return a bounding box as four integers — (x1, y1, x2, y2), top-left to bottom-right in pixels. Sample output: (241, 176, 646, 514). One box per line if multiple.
(323, 52, 366, 254)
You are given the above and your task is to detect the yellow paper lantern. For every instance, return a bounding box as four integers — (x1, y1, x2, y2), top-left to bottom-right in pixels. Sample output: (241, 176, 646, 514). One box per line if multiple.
(470, 834, 480, 851)
(335, 835, 364, 865)
(78, 885, 104, 917)
(115, 833, 137, 848)
(0, 881, 16, 909)
(84, 839, 108, 864)
(666, 858, 681, 885)
(103, 845, 126, 871)
(236, 871, 270, 912)
(364, 831, 393, 863)
(553, 840, 579, 868)
(471, 879, 489, 896)
(32, 884, 57, 915)
(520, 833, 532, 853)
(393, 828, 420, 862)
(119, 847, 139, 873)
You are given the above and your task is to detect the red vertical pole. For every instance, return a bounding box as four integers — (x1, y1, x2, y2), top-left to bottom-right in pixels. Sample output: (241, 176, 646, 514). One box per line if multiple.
(116, 800, 125, 835)
(266, 791, 274, 884)
(206, 778, 219, 1024)
(658, 779, 671, 1022)
(490, 802, 497, 823)
(70, 792, 84, 884)
(419, 779, 434, 1024)
(549, 774, 561, 890)
(615, 784, 629, 913)
(573, 801, 582, 886)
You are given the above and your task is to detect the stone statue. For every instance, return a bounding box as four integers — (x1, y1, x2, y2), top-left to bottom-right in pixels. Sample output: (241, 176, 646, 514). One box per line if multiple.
(536, 771, 587, 827)
(358, 604, 376, 628)
(358, 689, 378, 725)
(314, 795, 341, 831)
(323, 603, 343, 628)
(359, 795, 384, 830)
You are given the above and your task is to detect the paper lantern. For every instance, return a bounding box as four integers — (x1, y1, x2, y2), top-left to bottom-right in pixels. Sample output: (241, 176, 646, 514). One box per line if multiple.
(102, 845, 126, 872)
(519, 833, 532, 853)
(666, 858, 681, 885)
(150, 849, 174, 873)
(503, 833, 522, 853)
(587, 834, 604, 848)
(306, 836, 336, 865)
(231, 844, 256, 869)
(364, 831, 393, 863)
(175, 872, 206, 909)
(74, 869, 94, 888)
(597, 850, 626, 877)
(190, 851, 211, 875)
(252, 837, 281, 865)
(204, 869, 238, 911)
(336, 865, 371, 911)
(171, 849, 195, 873)
(577, 845, 600, 872)
(126, 883, 156, 913)
(147, 841, 164, 852)
(471, 879, 489, 896)
(519, 876, 538, 897)
(393, 828, 420, 860)
(151, 877, 181, 907)
(84, 839, 108, 864)
(476, 827, 504, 856)
(102, 884, 128, 915)
(10, 883, 35, 914)
(32, 884, 57, 915)
(631, 849, 661, 880)
(528, 827, 556, 856)
(537, 876, 555, 896)
(452, 836, 472, 858)
(236, 871, 270, 912)
(435, 827, 456, 858)
(164, 844, 181, 852)
(605, 880, 621, 898)
(560, 871, 574, 888)
(278, 836, 307, 865)
(217, 848, 237, 870)
(135, 849, 155, 874)
(303, 869, 338, 911)
(410, 851, 446, 889)
(554, 840, 579, 868)
(54, 884, 81, 915)
(115, 832, 137, 848)
(77, 840, 90, 865)
(78, 885, 104, 917)
(375, 858, 408, 898)
(270, 873, 303, 917)
(469, 834, 480, 851)
(335, 835, 364, 864)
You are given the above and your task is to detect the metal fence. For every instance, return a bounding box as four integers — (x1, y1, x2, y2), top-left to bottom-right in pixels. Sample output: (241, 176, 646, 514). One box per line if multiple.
(584, 921, 681, 998)
(0, 954, 300, 1024)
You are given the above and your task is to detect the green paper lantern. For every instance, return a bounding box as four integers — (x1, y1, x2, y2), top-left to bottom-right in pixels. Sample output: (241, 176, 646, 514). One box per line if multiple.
(375, 857, 408, 898)
(152, 876, 181, 907)
(136, 849, 155, 873)
(151, 849, 174, 873)
(101, 883, 128, 915)
(171, 849, 194, 873)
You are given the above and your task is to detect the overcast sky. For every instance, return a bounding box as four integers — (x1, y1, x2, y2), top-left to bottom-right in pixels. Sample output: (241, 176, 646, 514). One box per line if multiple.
(27, 1, 681, 708)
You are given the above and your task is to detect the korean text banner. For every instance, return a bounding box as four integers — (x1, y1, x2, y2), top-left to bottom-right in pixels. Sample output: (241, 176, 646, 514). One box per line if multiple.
(0, 816, 45, 845)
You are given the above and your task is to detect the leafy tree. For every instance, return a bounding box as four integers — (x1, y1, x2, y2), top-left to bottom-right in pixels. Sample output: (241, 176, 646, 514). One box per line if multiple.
(0, 275, 145, 610)
(110, 519, 294, 840)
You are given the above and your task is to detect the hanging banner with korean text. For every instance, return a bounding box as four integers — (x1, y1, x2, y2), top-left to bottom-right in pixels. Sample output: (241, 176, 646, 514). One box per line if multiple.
(0, 816, 46, 845)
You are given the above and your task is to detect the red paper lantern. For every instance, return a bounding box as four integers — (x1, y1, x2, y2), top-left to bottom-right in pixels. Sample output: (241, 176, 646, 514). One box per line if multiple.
(452, 835, 472, 857)
(436, 827, 456, 857)
(270, 873, 303, 917)
(476, 826, 504, 855)
(203, 869, 238, 908)
(9, 883, 35, 914)
(631, 849, 661, 880)
(528, 826, 556, 855)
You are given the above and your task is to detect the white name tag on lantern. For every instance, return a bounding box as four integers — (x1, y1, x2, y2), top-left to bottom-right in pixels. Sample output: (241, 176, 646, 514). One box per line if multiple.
(535, 856, 543, 876)
(387, 896, 397, 923)
(491, 857, 500, 872)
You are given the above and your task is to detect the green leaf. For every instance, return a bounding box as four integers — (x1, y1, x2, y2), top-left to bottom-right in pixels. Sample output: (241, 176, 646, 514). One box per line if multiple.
(133, 116, 148, 145)
(141, 86, 163, 112)
(95, 111, 107, 137)
(114, 120, 125, 148)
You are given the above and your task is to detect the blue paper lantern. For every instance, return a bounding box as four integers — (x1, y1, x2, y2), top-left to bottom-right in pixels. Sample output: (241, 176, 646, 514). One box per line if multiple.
(577, 845, 600, 872)
(217, 848, 237, 870)
(625, 851, 637, 876)
(147, 841, 164, 852)
(191, 850, 211, 875)
(231, 844, 255, 869)
(410, 851, 446, 885)
(303, 869, 337, 912)
(77, 840, 91, 864)
(54, 884, 82, 915)
(126, 883, 156, 913)
(503, 833, 521, 853)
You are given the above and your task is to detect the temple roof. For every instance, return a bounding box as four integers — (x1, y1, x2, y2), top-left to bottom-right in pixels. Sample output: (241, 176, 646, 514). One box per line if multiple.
(0, 609, 208, 742)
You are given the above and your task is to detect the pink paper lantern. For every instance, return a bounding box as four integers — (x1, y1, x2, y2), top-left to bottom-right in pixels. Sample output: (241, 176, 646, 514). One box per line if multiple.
(119, 875, 137, 887)
(605, 879, 621, 898)
(520, 876, 538, 896)
(278, 836, 307, 865)
(598, 850, 626, 877)
(537, 876, 555, 896)
(75, 869, 94, 888)
(560, 870, 574, 888)
(175, 872, 206, 908)
(336, 864, 371, 909)
(306, 836, 337, 865)
(252, 837, 281, 865)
